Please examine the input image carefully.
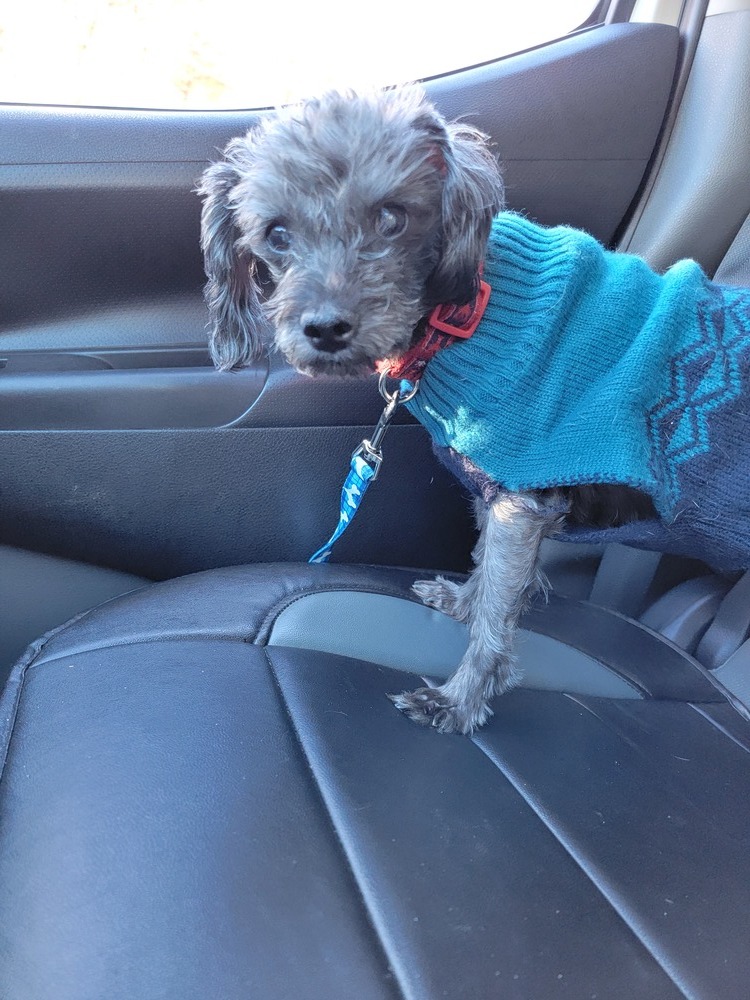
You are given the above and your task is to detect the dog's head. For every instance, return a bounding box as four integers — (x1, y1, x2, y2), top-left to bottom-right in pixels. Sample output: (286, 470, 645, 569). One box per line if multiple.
(198, 88, 504, 376)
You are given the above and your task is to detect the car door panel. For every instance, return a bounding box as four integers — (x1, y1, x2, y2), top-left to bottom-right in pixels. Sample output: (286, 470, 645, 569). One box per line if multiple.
(0, 425, 470, 579)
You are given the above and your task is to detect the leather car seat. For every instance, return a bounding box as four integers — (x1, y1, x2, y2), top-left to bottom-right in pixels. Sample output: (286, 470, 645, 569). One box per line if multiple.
(1, 560, 749, 999)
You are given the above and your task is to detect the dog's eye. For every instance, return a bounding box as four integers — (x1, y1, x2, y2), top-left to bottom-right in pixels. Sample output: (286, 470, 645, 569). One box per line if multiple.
(375, 204, 408, 238)
(266, 223, 291, 253)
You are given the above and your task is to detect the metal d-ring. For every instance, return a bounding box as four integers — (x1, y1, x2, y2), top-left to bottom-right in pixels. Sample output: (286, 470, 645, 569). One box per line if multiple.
(378, 368, 420, 405)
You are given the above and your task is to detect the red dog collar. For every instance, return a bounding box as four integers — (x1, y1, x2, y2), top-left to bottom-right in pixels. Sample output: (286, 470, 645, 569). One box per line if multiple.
(376, 278, 491, 381)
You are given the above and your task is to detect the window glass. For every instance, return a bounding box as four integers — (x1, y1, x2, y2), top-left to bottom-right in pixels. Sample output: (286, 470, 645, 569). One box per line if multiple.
(0, 0, 600, 110)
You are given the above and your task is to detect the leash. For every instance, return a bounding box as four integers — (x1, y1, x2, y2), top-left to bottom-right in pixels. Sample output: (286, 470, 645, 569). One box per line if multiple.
(308, 372, 419, 564)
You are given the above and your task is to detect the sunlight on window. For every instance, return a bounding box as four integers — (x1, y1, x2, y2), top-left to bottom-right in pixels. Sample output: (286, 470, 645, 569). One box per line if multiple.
(0, 0, 597, 109)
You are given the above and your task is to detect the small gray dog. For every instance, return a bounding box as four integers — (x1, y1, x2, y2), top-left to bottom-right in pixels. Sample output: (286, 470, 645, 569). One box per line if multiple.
(198, 87, 750, 734)
(198, 87, 527, 736)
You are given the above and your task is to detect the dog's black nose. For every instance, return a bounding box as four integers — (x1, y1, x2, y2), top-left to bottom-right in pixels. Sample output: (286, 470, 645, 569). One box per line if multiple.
(303, 318, 353, 353)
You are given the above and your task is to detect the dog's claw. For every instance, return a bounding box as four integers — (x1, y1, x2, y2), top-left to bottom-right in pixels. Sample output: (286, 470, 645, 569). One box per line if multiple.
(388, 686, 492, 735)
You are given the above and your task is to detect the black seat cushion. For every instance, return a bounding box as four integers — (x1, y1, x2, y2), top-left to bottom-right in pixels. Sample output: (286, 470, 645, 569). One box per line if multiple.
(0, 563, 748, 999)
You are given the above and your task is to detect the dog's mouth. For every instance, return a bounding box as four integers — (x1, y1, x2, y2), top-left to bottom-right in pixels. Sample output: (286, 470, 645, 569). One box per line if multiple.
(291, 345, 380, 379)
(276, 315, 418, 378)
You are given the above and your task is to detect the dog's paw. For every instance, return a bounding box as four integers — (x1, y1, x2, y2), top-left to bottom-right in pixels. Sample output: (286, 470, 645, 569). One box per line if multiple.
(411, 577, 470, 622)
(388, 687, 492, 735)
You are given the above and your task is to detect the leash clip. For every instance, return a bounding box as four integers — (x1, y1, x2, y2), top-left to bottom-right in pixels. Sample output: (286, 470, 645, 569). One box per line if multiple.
(355, 370, 420, 481)
(352, 439, 384, 480)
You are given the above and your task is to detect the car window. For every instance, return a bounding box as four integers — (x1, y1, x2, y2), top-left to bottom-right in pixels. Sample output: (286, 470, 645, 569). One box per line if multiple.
(0, 0, 600, 110)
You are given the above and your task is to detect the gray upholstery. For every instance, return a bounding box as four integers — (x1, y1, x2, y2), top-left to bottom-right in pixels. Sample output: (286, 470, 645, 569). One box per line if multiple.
(714, 212, 750, 288)
(269, 590, 642, 698)
(621, 11, 750, 275)
(715, 640, 750, 706)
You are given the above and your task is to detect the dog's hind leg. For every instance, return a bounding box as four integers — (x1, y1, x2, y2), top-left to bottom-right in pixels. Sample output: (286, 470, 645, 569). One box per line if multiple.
(392, 492, 565, 734)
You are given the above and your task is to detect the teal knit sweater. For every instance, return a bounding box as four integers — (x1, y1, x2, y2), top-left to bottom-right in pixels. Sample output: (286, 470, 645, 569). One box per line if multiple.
(406, 213, 750, 571)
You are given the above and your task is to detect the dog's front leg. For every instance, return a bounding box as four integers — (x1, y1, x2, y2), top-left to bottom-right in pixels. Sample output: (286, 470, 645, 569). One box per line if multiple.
(391, 492, 565, 734)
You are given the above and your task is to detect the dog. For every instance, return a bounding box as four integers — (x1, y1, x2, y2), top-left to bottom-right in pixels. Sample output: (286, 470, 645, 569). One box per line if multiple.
(198, 87, 750, 734)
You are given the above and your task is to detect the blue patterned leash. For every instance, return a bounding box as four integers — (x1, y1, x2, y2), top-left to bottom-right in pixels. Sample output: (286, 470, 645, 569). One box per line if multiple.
(309, 371, 419, 564)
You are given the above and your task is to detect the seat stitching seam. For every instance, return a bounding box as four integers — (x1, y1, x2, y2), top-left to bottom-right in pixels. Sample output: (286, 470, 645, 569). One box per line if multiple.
(471, 732, 692, 999)
(261, 646, 408, 1000)
(28, 631, 256, 669)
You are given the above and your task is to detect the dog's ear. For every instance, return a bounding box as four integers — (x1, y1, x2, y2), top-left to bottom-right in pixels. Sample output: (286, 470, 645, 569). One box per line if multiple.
(198, 159, 267, 370)
(422, 117, 505, 306)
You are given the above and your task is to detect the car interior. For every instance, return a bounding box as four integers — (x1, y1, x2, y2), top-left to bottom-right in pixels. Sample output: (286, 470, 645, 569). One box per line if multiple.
(2, 0, 750, 996)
